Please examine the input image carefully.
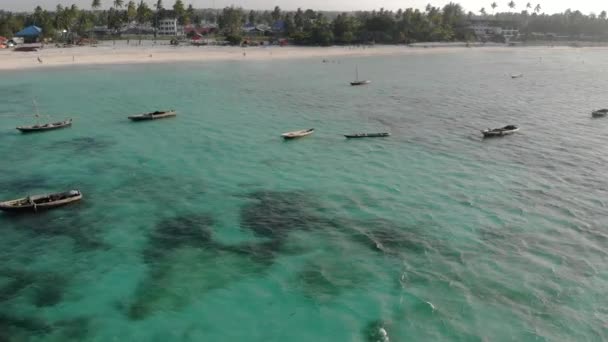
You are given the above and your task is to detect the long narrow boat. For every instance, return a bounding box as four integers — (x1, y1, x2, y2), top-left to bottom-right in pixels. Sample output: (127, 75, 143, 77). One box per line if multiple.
(345, 132, 390, 138)
(482, 125, 519, 138)
(0, 190, 82, 213)
(128, 110, 177, 121)
(592, 109, 608, 117)
(16, 118, 72, 133)
(281, 128, 314, 139)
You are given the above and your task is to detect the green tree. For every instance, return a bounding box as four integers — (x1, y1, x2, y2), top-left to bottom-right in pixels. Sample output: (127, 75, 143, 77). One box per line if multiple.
(136, 0, 152, 23)
(600, 11, 607, 20)
(173, 0, 186, 24)
(491, 2, 498, 14)
(480, 7, 487, 15)
(114, 0, 124, 8)
(508, 1, 516, 12)
(248, 10, 256, 24)
(92, 0, 102, 10)
(271, 6, 281, 21)
(534, 4, 541, 13)
(294, 8, 304, 30)
(127, 1, 137, 22)
(218, 6, 243, 35)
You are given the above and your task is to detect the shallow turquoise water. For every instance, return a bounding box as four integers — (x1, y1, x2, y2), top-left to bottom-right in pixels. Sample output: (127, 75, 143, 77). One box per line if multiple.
(1, 48, 607, 341)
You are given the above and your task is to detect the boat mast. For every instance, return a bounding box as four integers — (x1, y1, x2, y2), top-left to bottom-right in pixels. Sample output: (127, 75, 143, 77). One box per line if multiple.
(32, 99, 40, 124)
(355, 65, 359, 82)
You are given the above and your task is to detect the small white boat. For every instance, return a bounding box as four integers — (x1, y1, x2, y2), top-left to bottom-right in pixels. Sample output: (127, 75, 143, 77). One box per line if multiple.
(281, 128, 314, 139)
(592, 109, 608, 117)
(511, 73, 523, 79)
(482, 125, 519, 137)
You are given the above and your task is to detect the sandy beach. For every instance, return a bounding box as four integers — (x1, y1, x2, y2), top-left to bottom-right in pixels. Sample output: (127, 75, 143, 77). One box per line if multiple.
(0, 42, 499, 70)
(1, 42, 605, 71)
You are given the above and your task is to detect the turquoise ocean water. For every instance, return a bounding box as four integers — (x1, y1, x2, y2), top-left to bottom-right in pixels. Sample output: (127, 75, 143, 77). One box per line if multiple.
(0, 47, 607, 341)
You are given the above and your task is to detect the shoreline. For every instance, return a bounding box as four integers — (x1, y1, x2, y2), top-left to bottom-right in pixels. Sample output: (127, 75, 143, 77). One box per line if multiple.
(1, 43, 607, 71)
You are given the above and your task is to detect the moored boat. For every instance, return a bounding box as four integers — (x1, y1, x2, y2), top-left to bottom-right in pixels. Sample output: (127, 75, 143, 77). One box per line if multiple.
(16, 118, 72, 133)
(0, 190, 82, 212)
(281, 128, 314, 139)
(482, 125, 519, 137)
(345, 132, 390, 138)
(592, 109, 608, 117)
(128, 110, 177, 121)
(351, 66, 371, 86)
(511, 73, 523, 79)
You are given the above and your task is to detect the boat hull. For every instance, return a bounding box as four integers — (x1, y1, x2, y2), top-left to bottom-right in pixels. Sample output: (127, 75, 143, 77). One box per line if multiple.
(592, 110, 608, 117)
(281, 129, 314, 139)
(17, 119, 72, 133)
(0, 191, 82, 213)
(345, 133, 390, 138)
(350, 80, 371, 86)
(482, 128, 519, 137)
(128, 111, 177, 121)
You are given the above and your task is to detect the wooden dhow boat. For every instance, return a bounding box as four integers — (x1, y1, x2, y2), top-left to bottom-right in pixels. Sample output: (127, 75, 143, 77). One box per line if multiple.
(0, 190, 82, 212)
(350, 66, 371, 86)
(482, 125, 519, 138)
(345, 132, 390, 138)
(17, 118, 72, 133)
(281, 128, 314, 139)
(592, 109, 608, 117)
(128, 110, 177, 121)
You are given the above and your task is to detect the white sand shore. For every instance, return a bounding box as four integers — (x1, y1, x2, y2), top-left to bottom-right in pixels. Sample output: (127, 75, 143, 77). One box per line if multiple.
(0, 43, 489, 71)
(0, 42, 598, 71)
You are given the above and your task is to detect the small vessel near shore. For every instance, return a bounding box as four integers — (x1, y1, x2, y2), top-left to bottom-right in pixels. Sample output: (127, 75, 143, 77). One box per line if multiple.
(482, 125, 519, 137)
(592, 109, 608, 117)
(17, 118, 72, 133)
(511, 73, 523, 79)
(351, 66, 371, 86)
(128, 110, 177, 121)
(0, 190, 82, 212)
(281, 128, 314, 139)
(345, 132, 390, 138)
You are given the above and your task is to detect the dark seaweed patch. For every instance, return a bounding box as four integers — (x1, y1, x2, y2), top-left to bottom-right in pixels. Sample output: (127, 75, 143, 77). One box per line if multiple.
(31, 274, 69, 307)
(53, 317, 91, 341)
(142, 214, 215, 263)
(0, 270, 35, 302)
(240, 190, 324, 240)
(0, 313, 52, 336)
(50, 136, 114, 153)
(0, 269, 69, 309)
(221, 239, 283, 266)
(295, 259, 370, 302)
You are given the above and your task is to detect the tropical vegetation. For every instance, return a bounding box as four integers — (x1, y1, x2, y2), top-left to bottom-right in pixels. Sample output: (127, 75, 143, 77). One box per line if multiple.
(2, 1, 608, 45)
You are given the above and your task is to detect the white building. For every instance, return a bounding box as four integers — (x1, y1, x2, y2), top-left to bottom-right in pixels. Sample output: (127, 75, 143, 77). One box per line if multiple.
(157, 18, 183, 36)
(469, 19, 519, 41)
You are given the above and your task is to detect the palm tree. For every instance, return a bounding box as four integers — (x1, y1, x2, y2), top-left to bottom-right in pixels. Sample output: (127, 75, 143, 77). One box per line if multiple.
(114, 0, 124, 9)
(480, 7, 487, 16)
(508, 1, 516, 12)
(534, 4, 541, 14)
(526, 2, 531, 9)
(91, 0, 101, 10)
(491, 2, 497, 14)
